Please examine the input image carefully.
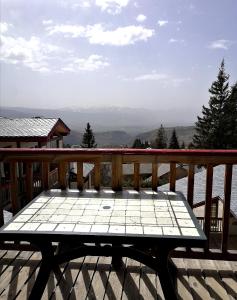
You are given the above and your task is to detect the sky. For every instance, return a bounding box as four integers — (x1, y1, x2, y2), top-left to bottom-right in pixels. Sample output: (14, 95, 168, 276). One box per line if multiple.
(0, 0, 237, 115)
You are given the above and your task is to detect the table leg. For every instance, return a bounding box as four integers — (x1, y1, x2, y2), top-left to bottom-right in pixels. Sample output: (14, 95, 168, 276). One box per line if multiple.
(29, 241, 56, 300)
(111, 244, 123, 270)
(157, 251, 178, 300)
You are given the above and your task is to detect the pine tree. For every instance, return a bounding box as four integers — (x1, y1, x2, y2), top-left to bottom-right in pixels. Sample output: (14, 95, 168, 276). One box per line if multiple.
(169, 129, 180, 149)
(132, 138, 143, 148)
(193, 60, 230, 149)
(154, 124, 167, 148)
(224, 82, 237, 148)
(81, 123, 97, 148)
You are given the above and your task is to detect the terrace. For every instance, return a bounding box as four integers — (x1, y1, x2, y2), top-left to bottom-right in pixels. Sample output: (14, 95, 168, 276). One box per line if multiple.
(0, 148, 237, 299)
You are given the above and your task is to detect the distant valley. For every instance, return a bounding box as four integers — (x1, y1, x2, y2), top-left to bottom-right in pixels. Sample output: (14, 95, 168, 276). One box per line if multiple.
(0, 106, 196, 147)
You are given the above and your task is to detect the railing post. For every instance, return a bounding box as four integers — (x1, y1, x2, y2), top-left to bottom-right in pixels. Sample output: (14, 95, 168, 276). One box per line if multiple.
(112, 155, 122, 191)
(58, 161, 67, 190)
(187, 164, 195, 207)
(26, 162, 33, 203)
(204, 164, 213, 251)
(170, 162, 176, 192)
(221, 164, 233, 253)
(0, 193, 4, 226)
(10, 162, 19, 214)
(77, 162, 84, 190)
(42, 161, 49, 190)
(94, 161, 101, 190)
(134, 163, 140, 190)
(152, 160, 158, 191)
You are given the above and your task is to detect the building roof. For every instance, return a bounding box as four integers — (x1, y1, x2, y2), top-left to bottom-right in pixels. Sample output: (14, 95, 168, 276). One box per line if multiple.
(0, 117, 70, 142)
(159, 165, 237, 217)
(123, 163, 171, 176)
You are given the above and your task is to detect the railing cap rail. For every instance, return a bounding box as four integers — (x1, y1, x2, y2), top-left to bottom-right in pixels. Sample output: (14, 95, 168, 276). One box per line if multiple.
(1, 148, 237, 156)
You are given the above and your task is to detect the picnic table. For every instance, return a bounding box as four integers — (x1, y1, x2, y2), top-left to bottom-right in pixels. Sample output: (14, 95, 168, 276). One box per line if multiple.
(0, 189, 206, 300)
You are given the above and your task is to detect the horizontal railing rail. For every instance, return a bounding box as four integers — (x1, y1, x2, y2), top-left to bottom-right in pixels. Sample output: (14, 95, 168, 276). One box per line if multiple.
(0, 148, 237, 260)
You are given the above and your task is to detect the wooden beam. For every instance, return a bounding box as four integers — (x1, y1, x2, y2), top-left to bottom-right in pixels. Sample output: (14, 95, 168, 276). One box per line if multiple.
(77, 162, 84, 190)
(134, 163, 140, 190)
(187, 164, 195, 208)
(58, 161, 67, 190)
(94, 161, 101, 190)
(221, 164, 233, 253)
(42, 161, 49, 190)
(204, 164, 213, 251)
(112, 155, 122, 191)
(26, 162, 33, 203)
(152, 162, 158, 191)
(10, 162, 19, 214)
(169, 162, 176, 192)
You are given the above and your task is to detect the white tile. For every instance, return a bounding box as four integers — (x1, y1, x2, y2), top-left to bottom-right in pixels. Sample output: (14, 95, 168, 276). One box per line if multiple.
(83, 210, 98, 216)
(126, 226, 143, 235)
(55, 224, 75, 232)
(174, 212, 191, 219)
(140, 206, 154, 212)
(110, 216, 126, 224)
(126, 217, 141, 224)
(126, 211, 140, 217)
(14, 214, 32, 222)
(144, 226, 162, 235)
(35, 197, 49, 203)
(50, 197, 65, 204)
(126, 205, 140, 211)
(181, 227, 200, 236)
(91, 224, 109, 233)
(173, 206, 188, 212)
(50, 215, 66, 222)
(177, 219, 195, 227)
(162, 227, 180, 236)
(73, 204, 86, 210)
(78, 216, 95, 223)
(4, 222, 24, 231)
(20, 223, 40, 231)
(141, 217, 157, 225)
(171, 201, 185, 207)
(113, 205, 127, 210)
(141, 212, 155, 218)
(29, 203, 45, 209)
(141, 200, 153, 206)
(95, 216, 108, 223)
(157, 218, 173, 226)
(109, 225, 125, 234)
(68, 210, 84, 216)
(155, 211, 170, 218)
(87, 204, 100, 210)
(63, 215, 80, 223)
(74, 224, 91, 232)
(21, 208, 39, 215)
(37, 223, 57, 231)
(32, 215, 50, 222)
(59, 204, 73, 209)
(56, 209, 70, 215)
(112, 210, 126, 217)
(154, 201, 168, 207)
(39, 209, 56, 215)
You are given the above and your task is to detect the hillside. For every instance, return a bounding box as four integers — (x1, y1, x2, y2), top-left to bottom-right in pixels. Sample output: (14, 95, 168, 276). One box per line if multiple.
(135, 126, 195, 146)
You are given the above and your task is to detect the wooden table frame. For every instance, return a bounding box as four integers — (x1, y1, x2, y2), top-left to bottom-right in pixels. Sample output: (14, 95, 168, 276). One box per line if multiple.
(0, 190, 206, 300)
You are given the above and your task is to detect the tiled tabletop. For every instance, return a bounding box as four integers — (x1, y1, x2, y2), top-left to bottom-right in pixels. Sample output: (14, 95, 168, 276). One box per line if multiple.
(1, 189, 205, 240)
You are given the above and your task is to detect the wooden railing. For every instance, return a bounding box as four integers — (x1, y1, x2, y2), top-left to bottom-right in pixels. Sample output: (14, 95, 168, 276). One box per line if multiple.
(0, 148, 237, 259)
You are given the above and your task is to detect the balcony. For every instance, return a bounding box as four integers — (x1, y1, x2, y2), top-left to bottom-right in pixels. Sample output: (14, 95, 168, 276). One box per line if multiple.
(0, 148, 237, 299)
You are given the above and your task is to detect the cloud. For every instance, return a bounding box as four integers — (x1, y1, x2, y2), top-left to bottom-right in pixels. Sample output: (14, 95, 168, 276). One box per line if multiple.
(169, 38, 185, 44)
(136, 14, 147, 22)
(208, 39, 232, 50)
(157, 20, 168, 27)
(95, 0, 130, 14)
(134, 72, 168, 81)
(42, 20, 53, 25)
(46, 23, 154, 46)
(62, 54, 109, 72)
(0, 22, 12, 34)
(0, 30, 109, 73)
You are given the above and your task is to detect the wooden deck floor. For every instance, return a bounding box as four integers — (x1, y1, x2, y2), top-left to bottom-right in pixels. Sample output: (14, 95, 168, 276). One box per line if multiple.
(0, 250, 237, 300)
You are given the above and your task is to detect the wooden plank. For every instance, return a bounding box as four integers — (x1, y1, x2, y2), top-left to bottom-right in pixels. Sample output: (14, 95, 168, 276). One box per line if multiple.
(184, 259, 212, 300)
(10, 162, 19, 214)
(151, 162, 158, 191)
(58, 161, 67, 190)
(221, 164, 233, 253)
(0, 253, 38, 300)
(169, 162, 176, 192)
(172, 258, 193, 300)
(139, 264, 161, 299)
(112, 155, 122, 191)
(199, 259, 229, 300)
(86, 256, 111, 300)
(216, 261, 237, 300)
(133, 163, 140, 190)
(26, 162, 33, 203)
(104, 257, 127, 300)
(77, 162, 84, 190)
(204, 164, 213, 251)
(0, 251, 33, 295)
(94, 161, 101, 190)
(187, 164, 195, 207)
(73, 256, 99, 299)
(121, 258, 140, 300)
(0, 250, 20, 277)
(42, 161, 49, 190)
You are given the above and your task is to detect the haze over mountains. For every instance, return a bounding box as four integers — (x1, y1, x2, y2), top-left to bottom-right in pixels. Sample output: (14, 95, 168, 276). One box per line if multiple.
(0, 106, 196, 146)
